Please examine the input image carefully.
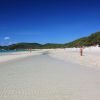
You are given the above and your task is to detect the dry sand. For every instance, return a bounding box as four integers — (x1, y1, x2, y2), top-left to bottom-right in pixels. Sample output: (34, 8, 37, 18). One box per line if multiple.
(0, 50, 100, 100)
(0, 50, 43, 63)
(48, 47, 100, 69)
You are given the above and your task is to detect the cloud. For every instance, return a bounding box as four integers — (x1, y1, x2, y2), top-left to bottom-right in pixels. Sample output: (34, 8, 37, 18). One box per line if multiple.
(4, 36, 10, 40)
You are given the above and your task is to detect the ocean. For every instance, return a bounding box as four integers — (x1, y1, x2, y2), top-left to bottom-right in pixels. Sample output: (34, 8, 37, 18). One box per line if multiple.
(0, 50, 28, 55)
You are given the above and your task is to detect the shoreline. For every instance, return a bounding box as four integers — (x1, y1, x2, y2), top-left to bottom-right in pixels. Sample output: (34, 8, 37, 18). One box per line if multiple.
(0, 47, 100, 70)
(0, 50, 44, 63)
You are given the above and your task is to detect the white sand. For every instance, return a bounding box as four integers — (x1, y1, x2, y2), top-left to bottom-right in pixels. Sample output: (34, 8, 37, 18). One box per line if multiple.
(0, 48, 100, 99)
(0, 50, 45, 63)
(0, 53, 100, 100)
(48, 47, 100, 69)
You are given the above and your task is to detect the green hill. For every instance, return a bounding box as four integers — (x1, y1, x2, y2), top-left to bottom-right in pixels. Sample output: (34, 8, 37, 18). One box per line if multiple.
(65, 32, 100, 47)
(42, 43, 64, 49)
(0, 31, 100, 50)
(8, 43, 42, 50)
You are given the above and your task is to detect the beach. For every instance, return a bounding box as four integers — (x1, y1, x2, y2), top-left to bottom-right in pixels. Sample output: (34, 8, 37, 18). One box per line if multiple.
(0, 50, 44, 63)
(0, 48, 100, 99)
(49, 47, 100, 69)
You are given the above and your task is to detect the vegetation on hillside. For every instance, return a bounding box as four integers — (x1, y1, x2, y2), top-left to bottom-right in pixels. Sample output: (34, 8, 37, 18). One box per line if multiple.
(64, 32, 100, 47)
(8, 43, 42, 50)
(41, 43, 64, 49)
(0, 31, 100, 50)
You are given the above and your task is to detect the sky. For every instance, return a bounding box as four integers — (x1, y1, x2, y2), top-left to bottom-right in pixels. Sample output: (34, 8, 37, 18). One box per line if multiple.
(0, 0, 100, 45)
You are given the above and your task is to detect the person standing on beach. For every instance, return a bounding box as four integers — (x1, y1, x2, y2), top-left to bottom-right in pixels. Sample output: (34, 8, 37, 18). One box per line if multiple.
(80, 46, 83, 56)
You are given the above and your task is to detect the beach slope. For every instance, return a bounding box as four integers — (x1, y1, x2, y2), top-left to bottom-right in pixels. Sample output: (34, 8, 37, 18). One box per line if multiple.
(0, 52, 100, 100)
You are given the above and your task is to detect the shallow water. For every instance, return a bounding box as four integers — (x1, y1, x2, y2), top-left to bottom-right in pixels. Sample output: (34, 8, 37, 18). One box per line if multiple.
(0, 50, 31, 56)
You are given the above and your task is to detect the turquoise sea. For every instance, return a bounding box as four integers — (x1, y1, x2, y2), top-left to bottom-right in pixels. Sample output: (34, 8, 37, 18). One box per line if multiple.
(0, 50, 28, 55)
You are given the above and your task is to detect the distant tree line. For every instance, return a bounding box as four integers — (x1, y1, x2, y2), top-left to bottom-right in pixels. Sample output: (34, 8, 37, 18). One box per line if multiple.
(64, 32, 100, 47)
(0, 32, 100, 50)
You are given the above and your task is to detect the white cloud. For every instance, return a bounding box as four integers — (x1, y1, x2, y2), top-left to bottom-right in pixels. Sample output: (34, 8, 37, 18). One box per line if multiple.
(4, 36, 10, 40)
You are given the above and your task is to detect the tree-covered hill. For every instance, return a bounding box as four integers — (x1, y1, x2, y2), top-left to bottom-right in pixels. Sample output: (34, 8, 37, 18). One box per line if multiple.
(0, 31, 100, 50)
(42, 43, 64, 49)
(8, 43, 42, 50)
(65, 32, 100, 47)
